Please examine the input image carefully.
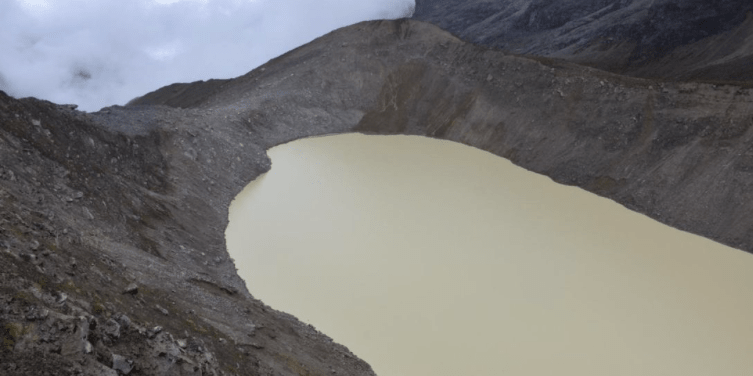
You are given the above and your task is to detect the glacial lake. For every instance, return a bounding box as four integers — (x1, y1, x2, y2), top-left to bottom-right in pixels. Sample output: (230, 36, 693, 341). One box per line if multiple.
(226, 133, 753, 376)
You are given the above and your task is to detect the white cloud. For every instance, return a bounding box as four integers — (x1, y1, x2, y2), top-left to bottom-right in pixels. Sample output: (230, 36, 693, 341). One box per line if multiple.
(17, 0, 52, 14)
(1, 0, 414, 111)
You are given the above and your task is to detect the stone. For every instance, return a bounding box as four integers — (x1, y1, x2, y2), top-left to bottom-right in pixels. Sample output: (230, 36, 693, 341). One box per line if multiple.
(91, 362, 118, 376)
(123, 283, 138, 295)
(184, 148, 198, 161)
(19, 253, 35, 262)
(148, 326, 162, 339)
(112, 354, 134, 375)
(61, 317, 90, 357)
(82, 207, 94, 220)
(24, 306, 49, 321)
(117, 314, 131, 330)
(155, 305, 169, 316)
(104, 319, 121, 339)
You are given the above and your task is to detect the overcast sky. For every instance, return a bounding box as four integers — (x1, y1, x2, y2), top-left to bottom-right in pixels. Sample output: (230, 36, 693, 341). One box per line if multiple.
(0, 0, 414, 111)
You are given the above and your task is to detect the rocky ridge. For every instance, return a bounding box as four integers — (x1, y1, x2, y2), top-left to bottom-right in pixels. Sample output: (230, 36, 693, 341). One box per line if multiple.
(3, 15, 753, 376)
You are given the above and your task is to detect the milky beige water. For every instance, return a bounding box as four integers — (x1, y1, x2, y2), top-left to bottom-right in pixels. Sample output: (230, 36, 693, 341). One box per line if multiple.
(226, 134, 753, 376)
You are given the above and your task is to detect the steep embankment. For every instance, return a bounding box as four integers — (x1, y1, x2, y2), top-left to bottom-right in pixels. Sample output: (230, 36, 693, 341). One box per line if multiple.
(412, 0, 753, 83)
(3, 18, 753, 375)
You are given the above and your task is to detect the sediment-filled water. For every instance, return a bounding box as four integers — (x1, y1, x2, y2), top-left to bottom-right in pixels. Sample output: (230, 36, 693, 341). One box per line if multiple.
(227, 133, 753, 376)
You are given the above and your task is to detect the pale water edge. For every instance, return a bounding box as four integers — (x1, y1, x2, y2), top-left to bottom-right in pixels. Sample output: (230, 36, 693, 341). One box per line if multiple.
(227, 133, 753, 376)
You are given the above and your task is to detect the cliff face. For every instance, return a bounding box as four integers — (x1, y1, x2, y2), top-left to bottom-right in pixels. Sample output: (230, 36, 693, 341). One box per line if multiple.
(413, 0, 753, 83)
(3, 16, 753, 376)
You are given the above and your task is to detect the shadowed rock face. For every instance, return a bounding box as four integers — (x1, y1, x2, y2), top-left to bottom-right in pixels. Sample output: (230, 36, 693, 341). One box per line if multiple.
(2, 17, 753, 375)
(413, 0, 753, 83)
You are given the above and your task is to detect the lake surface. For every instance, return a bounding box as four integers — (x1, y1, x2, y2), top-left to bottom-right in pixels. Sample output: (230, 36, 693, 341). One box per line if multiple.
(226, 133, 753, 376)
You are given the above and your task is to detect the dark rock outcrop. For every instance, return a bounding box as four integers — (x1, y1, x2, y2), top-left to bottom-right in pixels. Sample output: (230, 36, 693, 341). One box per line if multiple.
(3, 16, 753, 375)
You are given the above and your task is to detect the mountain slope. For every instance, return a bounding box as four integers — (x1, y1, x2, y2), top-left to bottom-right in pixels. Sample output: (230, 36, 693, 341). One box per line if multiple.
(412, 0, 753, 83)
(4, 17, 753, 375)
